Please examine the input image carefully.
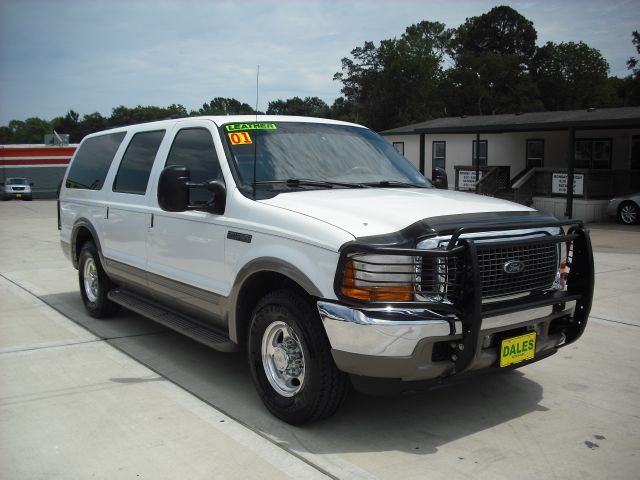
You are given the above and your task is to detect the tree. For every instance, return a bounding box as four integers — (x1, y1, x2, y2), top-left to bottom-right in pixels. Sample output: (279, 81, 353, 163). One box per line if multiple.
(532, 41, 611, 110)
(447, 6, 542, 115)
(334, 21, 451, 130)
(5, 118, 52, 143)
(192, 97, 255, 116)
(614, 31, 640, 106)
(109, 104, 188, 127)
(51, 110, 81, 142)
(266, 96, 330, 117)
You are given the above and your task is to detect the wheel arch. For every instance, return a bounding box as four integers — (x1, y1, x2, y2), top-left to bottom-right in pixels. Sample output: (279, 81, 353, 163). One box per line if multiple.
(228, 258, 323, 347)
(71, 219, 103, 269)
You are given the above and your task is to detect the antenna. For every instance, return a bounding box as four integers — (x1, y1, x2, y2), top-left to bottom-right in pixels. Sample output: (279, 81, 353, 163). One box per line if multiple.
(253, 65, 259, 199)
(255, 65, 260, 119)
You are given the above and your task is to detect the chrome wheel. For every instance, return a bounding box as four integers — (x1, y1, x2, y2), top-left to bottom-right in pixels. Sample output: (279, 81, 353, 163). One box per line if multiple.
(261, 320, 306, 397)
(83, 257, 99, 303)
(620, 203, 638, 225)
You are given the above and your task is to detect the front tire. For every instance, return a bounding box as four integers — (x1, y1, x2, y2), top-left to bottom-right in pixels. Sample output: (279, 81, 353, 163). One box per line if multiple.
(78, 241, 119, 318)
(248, 290, 348, 425)
(618, 201, 639, 225)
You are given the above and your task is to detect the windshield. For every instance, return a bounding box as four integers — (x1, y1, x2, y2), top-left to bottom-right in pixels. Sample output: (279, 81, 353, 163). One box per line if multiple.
(221, 121, 429, 196)
(7, 178, 28, 185)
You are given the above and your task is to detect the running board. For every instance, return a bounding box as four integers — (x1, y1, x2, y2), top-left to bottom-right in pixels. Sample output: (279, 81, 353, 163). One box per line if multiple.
(107, 289, 239, 353)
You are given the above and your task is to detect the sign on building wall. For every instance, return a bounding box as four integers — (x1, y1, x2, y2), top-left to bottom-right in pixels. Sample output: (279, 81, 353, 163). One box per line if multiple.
(552, 173, 584, 195)
(457, 170, 483, 190)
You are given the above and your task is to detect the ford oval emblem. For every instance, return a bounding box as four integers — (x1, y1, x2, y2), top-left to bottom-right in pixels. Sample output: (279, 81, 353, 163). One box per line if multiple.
(503, 260, 525, 274)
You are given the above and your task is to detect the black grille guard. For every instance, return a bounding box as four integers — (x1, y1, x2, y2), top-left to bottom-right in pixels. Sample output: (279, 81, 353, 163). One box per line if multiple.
(335, 219, 594, 374)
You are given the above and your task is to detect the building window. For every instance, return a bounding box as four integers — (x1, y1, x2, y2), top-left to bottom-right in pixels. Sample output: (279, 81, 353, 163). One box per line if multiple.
(432, 141, 446, 170)
(631, 135, 640, 170)
(472, 140, 488, 166)
(526, 139, 544, 168)
(392, 141, 404, 155)
(575, 139, 611, 169)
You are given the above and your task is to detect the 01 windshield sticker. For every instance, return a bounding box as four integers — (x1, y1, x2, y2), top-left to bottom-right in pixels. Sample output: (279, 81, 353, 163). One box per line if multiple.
(228, 131, 253, 145)
(225, 123, 277, 132)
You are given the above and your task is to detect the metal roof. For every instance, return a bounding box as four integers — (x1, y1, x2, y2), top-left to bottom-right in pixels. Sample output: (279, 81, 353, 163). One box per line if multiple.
(380, 107, 640, 134)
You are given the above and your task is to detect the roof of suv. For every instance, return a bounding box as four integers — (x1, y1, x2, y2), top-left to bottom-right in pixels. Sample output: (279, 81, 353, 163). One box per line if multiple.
(86, 115, 365, 138)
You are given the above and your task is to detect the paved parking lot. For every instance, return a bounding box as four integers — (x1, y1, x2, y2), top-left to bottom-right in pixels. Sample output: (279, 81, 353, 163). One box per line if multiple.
(1, 200, 639, 479)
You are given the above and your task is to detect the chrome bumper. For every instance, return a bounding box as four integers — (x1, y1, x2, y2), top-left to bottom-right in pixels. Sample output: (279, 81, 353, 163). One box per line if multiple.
(317, 301, 458, 357)
(317, 300, 574, 358)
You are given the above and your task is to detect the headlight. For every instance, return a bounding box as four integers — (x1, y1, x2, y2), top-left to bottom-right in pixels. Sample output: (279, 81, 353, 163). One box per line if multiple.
(340, 253, 416, 302)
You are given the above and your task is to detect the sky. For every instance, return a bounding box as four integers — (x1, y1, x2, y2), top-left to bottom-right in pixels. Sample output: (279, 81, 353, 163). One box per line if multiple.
(1, 0, 639, 126)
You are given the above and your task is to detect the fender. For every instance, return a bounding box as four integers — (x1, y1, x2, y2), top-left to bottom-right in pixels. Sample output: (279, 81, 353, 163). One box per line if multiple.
(70, 218, 104, 269)
(227, 257, 323, 344)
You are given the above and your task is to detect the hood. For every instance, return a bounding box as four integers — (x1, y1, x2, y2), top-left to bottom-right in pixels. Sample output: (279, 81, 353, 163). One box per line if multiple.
(259, 188, 535, 238)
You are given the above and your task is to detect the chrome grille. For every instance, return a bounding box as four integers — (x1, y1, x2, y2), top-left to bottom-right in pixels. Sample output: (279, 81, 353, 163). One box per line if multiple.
(477, 243, 558, 298)
(419, 255, 464, 302)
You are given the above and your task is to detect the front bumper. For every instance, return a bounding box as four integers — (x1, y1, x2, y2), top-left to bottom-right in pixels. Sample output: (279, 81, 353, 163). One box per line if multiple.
(2, 191, 32, 200)
(319, 219, 594, 385)
(318, 299, 575, 382)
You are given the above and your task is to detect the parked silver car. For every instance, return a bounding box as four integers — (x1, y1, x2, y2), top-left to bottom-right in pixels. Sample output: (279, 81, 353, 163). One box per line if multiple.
(606, 193, 640, 225)
(1, 177, 33, 201)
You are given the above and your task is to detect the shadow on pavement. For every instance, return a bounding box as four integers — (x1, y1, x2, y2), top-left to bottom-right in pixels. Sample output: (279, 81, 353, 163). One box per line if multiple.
(40, 290, 546, 457)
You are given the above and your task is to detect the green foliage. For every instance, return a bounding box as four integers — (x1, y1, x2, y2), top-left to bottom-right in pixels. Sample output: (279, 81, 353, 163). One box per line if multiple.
(266, 96, 330, 117)
(4, 118, 53, 144)
(532, 41, 611, 110)
(334, 21, 451, 130)
(192, 97, 255, 116)
(445, 6, 541, 115)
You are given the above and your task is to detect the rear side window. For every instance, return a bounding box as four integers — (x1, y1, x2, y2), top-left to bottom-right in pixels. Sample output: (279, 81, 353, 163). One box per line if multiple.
(66, 132, 126, 190)
(113, 130, 165, 194)
(165, 128, 223, 204)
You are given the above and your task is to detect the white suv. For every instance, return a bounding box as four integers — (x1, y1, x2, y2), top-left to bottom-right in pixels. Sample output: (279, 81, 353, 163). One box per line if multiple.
(59, 116, 594, 424)
(2, 177, 33, 200)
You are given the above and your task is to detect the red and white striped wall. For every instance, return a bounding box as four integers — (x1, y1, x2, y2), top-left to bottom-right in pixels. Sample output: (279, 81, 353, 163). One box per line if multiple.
(0, 145, 77, 169)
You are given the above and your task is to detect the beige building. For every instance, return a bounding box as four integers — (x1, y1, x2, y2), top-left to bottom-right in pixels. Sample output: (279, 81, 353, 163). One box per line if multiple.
(381, 107, 640, 221)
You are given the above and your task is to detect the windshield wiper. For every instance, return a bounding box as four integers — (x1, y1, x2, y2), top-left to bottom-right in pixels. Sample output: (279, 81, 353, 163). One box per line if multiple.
(255, 179, 367, 189)
(364, 180, 427, 188)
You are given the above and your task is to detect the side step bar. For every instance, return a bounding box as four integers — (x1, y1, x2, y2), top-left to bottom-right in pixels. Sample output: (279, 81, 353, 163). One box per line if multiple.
(107, 289, 239, 353)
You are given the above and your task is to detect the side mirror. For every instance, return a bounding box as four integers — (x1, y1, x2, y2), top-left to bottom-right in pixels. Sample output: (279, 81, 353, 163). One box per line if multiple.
(432, 167, 448, 189)
(157, 165, 226, 214)
(30, 182, 34, 186)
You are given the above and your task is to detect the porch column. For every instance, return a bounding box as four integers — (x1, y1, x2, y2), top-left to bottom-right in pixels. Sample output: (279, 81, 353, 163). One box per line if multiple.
(419, 133, 426, 175)
(565, 127, 575, 218)
(475, 132, 481, 193)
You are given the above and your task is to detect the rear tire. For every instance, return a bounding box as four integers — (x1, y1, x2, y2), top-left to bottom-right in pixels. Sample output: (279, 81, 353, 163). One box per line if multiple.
(618, 201, 639, 225)
(248, 289, 348, 425)
(78, 241, 119, 318)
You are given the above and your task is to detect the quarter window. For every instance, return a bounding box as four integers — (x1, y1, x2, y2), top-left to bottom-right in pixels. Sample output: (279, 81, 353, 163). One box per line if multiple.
(113, 130, 165, 194)
(66, 132, 126, 190)
(165, 128, 223, 204)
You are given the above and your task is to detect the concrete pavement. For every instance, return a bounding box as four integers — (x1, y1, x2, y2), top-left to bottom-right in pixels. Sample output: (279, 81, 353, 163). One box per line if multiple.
(1, 200, 639, 479)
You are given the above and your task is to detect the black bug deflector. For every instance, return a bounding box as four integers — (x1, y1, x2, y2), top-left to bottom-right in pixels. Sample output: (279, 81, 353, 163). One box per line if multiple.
(334, 219, 594, 376)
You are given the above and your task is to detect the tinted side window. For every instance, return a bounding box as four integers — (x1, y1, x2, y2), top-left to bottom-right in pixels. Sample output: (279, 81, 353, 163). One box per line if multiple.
(113, 130, 165, 194)
(165, 128, 223, 204)
(66, 132, 126, 190)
